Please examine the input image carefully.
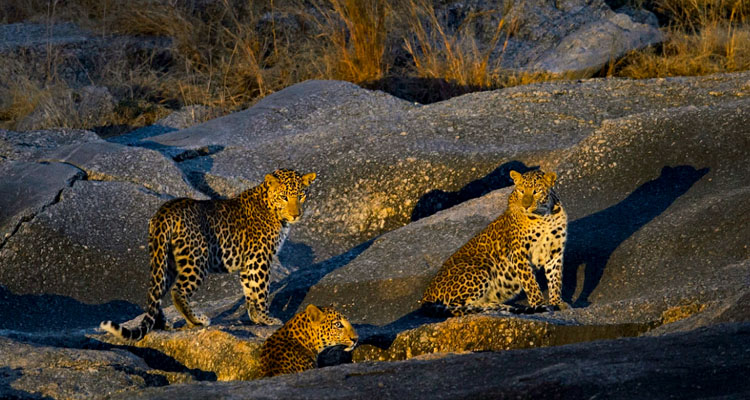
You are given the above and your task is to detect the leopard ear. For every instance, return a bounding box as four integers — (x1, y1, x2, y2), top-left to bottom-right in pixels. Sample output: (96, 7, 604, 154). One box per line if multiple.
(544, 171, 557, 186)
(301, 172, 316, 187)
(305, 304, 323, 323)
(265, 173, 280, 189)
(509, 170, 522, 184)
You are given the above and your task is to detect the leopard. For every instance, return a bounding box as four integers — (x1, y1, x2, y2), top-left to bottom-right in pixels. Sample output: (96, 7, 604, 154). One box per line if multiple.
(100, 169, 316, 341)
(421, 169, 569, 317)
(259, 304, 358, 377)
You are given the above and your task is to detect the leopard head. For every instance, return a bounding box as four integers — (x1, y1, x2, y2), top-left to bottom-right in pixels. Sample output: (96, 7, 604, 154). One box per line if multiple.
(265, 169, 316, 224)
(304, 304, 358, 353)
(509, 169, 559, 215)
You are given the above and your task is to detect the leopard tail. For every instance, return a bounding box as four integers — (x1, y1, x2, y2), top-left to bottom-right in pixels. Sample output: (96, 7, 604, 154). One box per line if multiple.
(100, 218, 173, 341)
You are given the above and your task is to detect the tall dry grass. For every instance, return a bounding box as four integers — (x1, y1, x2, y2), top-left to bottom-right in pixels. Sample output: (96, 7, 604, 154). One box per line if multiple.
(311, 0, 392, 84)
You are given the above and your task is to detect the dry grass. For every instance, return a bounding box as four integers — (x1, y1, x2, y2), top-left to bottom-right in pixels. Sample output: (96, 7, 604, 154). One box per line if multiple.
(401, 0, 509, 89)
(1, 0, 750, 132)
(310, 0, 392, 84)
(612, 0, 750, 78)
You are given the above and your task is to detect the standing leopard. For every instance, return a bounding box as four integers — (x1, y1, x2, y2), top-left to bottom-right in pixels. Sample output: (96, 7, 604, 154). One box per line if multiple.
(260, 304, 358, 377)
(101, 169, 316, 341)
(421, 169, 569, 316)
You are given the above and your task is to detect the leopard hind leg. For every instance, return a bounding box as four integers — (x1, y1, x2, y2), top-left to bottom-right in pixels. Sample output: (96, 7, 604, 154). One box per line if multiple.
(100, 238, 176, 341)
(171, 253, 210, 328)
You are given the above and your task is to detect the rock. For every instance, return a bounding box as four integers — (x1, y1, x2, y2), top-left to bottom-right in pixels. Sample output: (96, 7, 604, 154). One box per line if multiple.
(272, 187, 513, 326)
(0, 335, 178, 400)
(0, 161, 84, 245)
(556, 100, 750, 307)
(0, 180, 165, 305)
(94, 296, 273, 382)
(430, 0, 662, 77)
(0, 128, 100, 162)
(106, 322, 750, 400)
(41, 141, 203, 198)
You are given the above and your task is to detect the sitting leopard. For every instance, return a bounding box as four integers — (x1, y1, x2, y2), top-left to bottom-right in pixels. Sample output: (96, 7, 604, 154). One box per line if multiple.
(421, 169, 569, 316)
(100, 169, 316, 341)
(260, 304, 358, 377)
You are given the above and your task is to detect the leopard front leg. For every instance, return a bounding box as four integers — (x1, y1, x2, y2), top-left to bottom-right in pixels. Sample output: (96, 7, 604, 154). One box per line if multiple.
(240, 255, 281, 326)
(511, 250, 545, 308)
(544, 238, 570, 310)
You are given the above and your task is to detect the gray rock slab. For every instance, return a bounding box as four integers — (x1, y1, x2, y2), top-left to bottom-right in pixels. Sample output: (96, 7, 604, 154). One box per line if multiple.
(0, 128, 101, 162)
(0, 178, 257, 309)
(0, 180, 162, 305)
(528, 10, 662, 75)
(0, 336, 167, 400)
(556, 100, 750, 306)
(108, 322, 750, 400)
(143, 80, 415, 156)
(0, 161, 84, 245)
(438, 0, 662, 77)
(42, 141, 204, 198)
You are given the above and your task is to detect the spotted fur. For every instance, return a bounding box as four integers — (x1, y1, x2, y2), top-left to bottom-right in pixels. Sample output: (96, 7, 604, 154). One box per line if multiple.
(421, 169, 569, 316)
(260, 304, 358, 377)
(101, 169, 316, 341)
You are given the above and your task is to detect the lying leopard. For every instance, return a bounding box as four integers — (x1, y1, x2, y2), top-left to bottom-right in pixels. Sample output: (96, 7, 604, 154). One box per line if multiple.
(260, 304, 358, 377)
(101, 169, 316, 341)
(421, 169, 569, 316)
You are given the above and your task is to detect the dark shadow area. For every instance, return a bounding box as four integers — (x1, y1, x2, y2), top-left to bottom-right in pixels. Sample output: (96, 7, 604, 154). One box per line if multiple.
(0, 285, 141, 333)
(278, 241, 316, 274)
(355, 309, 447, 350)
(365, 76, 486, 104)
(0, 367, 54, 400)
(123, 139, 226, 200)
(563, 165, 709, 306)
(102, 343, 218, 381)
(269, 239, 375, 322)
(411, 160, 533, 221)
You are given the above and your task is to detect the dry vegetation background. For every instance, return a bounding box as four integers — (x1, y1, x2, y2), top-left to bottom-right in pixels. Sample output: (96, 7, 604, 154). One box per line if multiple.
(0, 0, 748, 133)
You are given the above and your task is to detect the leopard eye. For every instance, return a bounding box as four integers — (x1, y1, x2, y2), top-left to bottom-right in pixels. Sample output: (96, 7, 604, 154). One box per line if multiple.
(334, 321, 344, 329)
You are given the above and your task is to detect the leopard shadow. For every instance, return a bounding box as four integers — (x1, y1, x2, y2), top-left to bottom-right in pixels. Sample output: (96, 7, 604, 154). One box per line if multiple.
(562, 165, 709, 306)
(411, 160, 533, 221)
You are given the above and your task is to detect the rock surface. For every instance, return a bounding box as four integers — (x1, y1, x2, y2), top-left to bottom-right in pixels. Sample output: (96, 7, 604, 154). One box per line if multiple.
(436, 0, 662, 76)
(0, 73, 748, 398)
(107, 322, 750, 400)
(0, 335, 175, 399)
